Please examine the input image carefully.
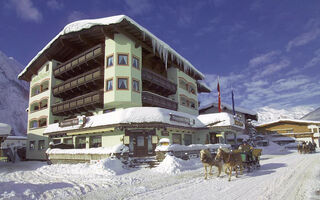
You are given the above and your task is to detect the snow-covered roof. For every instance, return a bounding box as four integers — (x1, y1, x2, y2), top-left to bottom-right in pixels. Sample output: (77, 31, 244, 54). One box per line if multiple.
(196, 80, 211, 93)
(199, 102, 257, 116)
(19, 15, 204, 80)
(271, 137, 296, 142)
(44, 107, 206, 134)
(257, 119, 320, 127)
(197, 112, 245, 129)
(155, 143, 231, 152)
(0, 123, 11, 136)
(7, 136, 27, 140)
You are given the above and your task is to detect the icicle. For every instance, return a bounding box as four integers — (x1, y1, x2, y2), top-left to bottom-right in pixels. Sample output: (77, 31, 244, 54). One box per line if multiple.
(171, 53, 174, 62)
(163, 48, 168, 70)
(143, 32, 146, 41)
(151, 38, 156, 55)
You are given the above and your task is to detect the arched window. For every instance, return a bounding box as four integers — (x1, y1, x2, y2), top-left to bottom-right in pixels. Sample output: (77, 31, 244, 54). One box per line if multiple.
(189, 84, 196, 95)
(41, 81, 49, 92)
(29, 120, 38, 129)
(30, 102, 40, 112)
(179, 78, 188, 91)
(38, 117, 47, 128)
(31, 85, 41, 96)
(39, 99, 48, 109)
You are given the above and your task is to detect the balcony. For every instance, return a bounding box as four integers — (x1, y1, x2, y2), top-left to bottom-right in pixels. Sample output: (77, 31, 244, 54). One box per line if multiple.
(52, 67, 104, 99)
(142, 91, 178, 111)
(142, 68, 177, 96)
(51, 90, 103, 116)
(53, 44, 104, 80)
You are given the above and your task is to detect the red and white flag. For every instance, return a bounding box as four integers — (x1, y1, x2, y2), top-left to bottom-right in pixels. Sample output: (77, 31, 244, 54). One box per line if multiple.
(217, 76, 221, 112)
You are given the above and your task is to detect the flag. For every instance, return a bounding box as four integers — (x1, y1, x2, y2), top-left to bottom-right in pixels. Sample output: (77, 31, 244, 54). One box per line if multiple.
(232, 90, 235, 116)
(217, 77, 221, 112)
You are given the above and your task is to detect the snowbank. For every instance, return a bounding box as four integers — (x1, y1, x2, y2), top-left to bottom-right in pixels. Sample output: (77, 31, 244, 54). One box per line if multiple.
(153, 155, 202, 174)
(46, 144, 129, 155)
(155, 143, 231, 152)
(95, 158, 127, 175)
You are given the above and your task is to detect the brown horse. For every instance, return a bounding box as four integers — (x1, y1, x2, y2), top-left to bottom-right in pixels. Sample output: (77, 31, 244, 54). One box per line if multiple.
(200, 149, 223, 179)
(215, 148, 243, 181)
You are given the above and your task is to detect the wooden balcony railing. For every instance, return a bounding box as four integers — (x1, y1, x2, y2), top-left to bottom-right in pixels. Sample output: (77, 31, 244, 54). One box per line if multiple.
(142, 91, 178, 111)
(52, 67, 104, 99)
(142, 68, 177, 96)
(54, 44, 104, 80)
(51, 90, 103, 116)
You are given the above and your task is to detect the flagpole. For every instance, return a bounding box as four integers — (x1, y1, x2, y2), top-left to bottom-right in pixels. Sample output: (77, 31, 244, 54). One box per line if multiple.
(217, 76, 221, 112)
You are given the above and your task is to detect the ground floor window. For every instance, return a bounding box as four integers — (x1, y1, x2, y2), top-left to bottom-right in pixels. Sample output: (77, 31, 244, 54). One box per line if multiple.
(90, 136, 102, 147)
(184, 134, 192, 145)
(172, 134, 182, 144)
(29, 141, 35, 150)
(76, 137, 86, 149)
(38, 140, 45, 150)
(53, 139, 61, 144)
(63, 138, 73, 145)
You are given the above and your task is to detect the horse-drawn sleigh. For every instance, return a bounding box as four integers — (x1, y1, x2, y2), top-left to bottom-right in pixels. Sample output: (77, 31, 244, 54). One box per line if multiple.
(200, 145, 262, 181)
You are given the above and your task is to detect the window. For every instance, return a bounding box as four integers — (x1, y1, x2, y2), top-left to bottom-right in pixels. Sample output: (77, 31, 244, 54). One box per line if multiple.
(31, 103, 40, 112)
(132, 79, 140, 92)
(29, 141, 35, 150)
(106, 79, 113, 91)
(53, 139, 61, 144)
(180, 96, 188, 107)
(46, 64, 49, 72)
(76, 137, 86, 149)
(118, 78, 128, 89)
(132, 56, 139, 69)
(106, 55, 113, 67)
(38, 140, 45, 150)
(40, 99, 48, 109)
(38, 118, 47, 128)
(29, 120, 38, 129)
(172, 134, 182, 144)
(118, 54, 128, 65)
(63, 138, 73, 144)
(184, 134, 192, 146)
(189, 85, 196, 94)
(179, 78, 188, 91)
(41, 81, 49, 92)
(90, 136, 102, 148)
(189, 100, 196, 109)
(313, 128, 318, 133)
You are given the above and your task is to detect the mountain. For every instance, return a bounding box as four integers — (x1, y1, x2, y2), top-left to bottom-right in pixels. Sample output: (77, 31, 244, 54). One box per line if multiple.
(255, 106, 315, 125)
(300, 107, 320, 121)
(0, 51, 29, 136)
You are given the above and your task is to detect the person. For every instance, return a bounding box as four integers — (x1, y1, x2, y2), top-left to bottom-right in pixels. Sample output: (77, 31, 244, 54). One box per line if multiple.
(238, 140, 254, 162)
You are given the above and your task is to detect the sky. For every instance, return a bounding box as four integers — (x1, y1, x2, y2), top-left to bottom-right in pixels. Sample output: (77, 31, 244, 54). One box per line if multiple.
(0, 0, 319, 112)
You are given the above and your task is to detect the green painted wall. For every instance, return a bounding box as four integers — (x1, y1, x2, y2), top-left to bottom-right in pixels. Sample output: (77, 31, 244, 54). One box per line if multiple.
(27, 60, 61, 160)
(104, 33, 142, 110)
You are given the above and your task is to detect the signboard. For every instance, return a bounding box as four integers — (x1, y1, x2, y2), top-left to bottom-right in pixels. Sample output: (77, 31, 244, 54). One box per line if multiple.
(169, 114, 190, 125)
(123, 136, 130, 144)
(59, 116, 86, 127)
(59, 118, 79, 127)
(152, 136, 158, 144)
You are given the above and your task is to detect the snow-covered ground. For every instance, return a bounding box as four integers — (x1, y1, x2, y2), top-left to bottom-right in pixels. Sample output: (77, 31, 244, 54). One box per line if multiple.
(1, 146, 320, 200)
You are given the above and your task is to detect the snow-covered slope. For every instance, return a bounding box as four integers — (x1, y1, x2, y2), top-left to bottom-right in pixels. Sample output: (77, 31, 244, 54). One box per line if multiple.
(256, 106, 315, 125)
(0, 51, 28, 136)
(301, 107, 320, 121)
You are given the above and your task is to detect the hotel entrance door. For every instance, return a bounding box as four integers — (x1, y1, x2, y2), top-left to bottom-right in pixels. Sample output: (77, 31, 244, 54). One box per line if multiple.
(126, 129, 156, 157)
